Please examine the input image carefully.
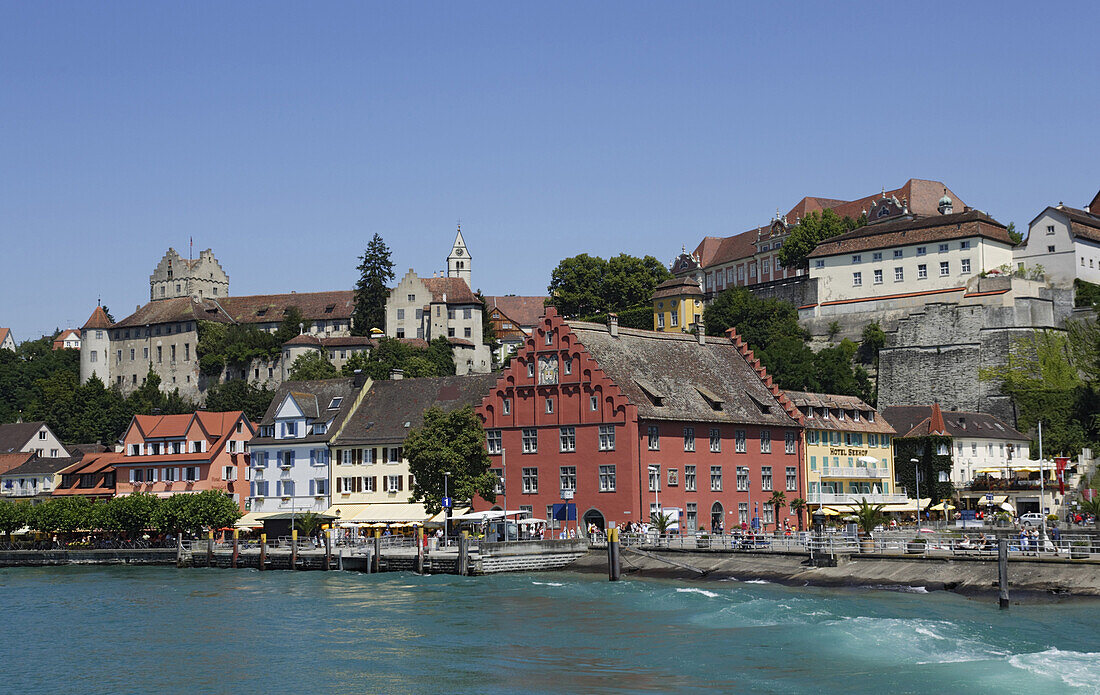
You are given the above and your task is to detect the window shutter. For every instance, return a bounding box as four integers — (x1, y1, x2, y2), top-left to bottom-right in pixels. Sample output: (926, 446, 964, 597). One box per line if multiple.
(371, 476, 377, 492)
(309, 479, 316, 496)
(397, 475, 403, 491)
(310, 449, 316, 466)
(250, 482, 255, 497)
(336, 478, 342, 494)
(408, 475, 414, 489)
(129, 469, 135, 483)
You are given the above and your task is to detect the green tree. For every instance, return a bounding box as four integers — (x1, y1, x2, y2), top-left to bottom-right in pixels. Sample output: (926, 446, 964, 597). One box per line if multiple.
(778, 209, 865, 270)
(768, 490, 787, 533)
(894, 436, 955, 508)
(352, 233, 395, 336)
(853, 498, 886, 537)
(547, 253, 607, 317)
(703, 287, 807, 347)
(26, 497, 94, 535)
(294, 511, 323, 538)
(287, 352, 339, 381)
(1006, 222, 1024, 245)
(405, 405, 497, 515)
(273, 307, 312, 346)
(102, 493, 160, 537)
(857, 321, 886, 366)
(603, 254, 671, 311)
(789, 497, 807, 532)
(476, 291, 498, 349)
(203, 380, 276, 422)
(0, 500, 27, 540)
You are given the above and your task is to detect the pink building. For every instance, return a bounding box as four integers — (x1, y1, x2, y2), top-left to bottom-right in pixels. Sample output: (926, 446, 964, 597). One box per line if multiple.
(113, 411, 254, 511)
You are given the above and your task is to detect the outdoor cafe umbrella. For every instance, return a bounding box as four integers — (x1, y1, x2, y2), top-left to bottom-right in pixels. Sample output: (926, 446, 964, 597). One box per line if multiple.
(928, 502, 955, 512)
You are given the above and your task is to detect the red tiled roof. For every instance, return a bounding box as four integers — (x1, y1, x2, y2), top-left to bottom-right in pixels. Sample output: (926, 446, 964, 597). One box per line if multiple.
(651, 277, 704, 300)
(1055, 205, 1100, 244)
(484, 296, 548, 328)
(0, 328, 11, 345)
(806, 210, 1012, 258)
(217, 291, 355, 323)
(420, 277, 478, 304)
(81, 306, 114, 330)
(113, 297, 230, 328)
(0, 452, 34, 475)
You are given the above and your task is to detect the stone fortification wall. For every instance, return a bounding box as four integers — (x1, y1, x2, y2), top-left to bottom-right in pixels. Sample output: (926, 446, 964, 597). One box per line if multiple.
(743, 274, 816, 309)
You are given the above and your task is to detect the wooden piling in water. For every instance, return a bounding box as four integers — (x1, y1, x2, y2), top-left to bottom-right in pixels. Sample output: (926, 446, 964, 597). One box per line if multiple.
(206, 530, 214, 568)
(259, 533, 267, 571)
(291, 529, 298, 570)
(176, 534, 183, 567)
(608, 527, 621, 581)
(372, 531, 381, 573)
(416, 527, 425, 575)
(232, 529, 239, 569)
(457, 531, 469, 576)
(998, 539, 1010, 609)
(323, 528, 331, 571)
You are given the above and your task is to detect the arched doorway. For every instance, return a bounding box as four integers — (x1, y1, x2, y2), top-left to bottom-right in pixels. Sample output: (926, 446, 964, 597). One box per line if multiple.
(582, 508, 605, 534)
(710, 502, 724, 533)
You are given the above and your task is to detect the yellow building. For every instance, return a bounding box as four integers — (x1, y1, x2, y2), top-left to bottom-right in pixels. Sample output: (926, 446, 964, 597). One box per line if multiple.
(785, 391, 907, 511)
(651, 278, 704, 333)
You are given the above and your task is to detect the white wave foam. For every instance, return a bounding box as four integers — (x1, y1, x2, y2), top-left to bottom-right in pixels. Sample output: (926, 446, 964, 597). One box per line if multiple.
(743, 579, 771, 584)
(676, 587, 719, 598)
(531, 581, 564, 587)
(1009, 648, 1100, 688)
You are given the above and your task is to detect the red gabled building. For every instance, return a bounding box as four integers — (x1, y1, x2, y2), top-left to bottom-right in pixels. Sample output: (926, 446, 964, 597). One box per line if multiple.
(475, 307, 804, 534)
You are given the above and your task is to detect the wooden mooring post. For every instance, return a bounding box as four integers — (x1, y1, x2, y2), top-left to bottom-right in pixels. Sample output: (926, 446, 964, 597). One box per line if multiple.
(176, 534, 183, 567)
(607, 527, 621, 581)
(259, 533, 267, 571)
(323, 528, 331, 571)
(231, 529, 239, 569)
(372, 531, 381, 573)
(456, 531, 469, 576)
(416, 527, 425, 574)
(291, 529, 299, 570)
(206, 530, 214, 568)
(998, 538, 1010, 609)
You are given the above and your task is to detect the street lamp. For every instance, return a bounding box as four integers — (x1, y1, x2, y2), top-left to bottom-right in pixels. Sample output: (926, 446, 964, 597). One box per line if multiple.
(443, 471, 451, 543)
(911, 458, 920, 527)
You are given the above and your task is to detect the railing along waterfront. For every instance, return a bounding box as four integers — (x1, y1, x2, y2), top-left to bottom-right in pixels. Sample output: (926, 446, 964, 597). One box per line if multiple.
(588, 531, 1100, 560)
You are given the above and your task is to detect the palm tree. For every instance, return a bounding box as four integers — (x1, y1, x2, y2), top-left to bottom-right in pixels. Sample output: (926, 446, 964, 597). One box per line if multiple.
(769, 491, 787, 534)
(294, 512, 323, 539)
(1079, 496, 1100, 529)
(789, 498, 807, 532)
(650, 511, 676, 535)
(853, 498, 887, 537)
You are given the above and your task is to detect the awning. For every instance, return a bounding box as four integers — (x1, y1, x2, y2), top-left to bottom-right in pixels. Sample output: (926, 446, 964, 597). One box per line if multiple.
(878, 498, 932, 513)
(929, 502, 955, 511)
(450, 509, 532, 522)
(350, 503, 433, 524)
(234, 512, 269, 529)
(820, 507, 843, 516)
(975, 467, 1007, 474)
(978, 495, 1009, 506)
(422, 505, 470, 521)
(323, 503, 375, 521)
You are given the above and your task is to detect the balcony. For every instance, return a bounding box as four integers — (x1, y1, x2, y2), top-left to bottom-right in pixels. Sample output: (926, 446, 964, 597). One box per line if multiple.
(820, 467, 890, 479)
(806, 492, 910, 505)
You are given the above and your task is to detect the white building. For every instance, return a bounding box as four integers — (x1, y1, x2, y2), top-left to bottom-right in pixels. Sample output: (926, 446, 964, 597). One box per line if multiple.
(1016, 195, 1100, 286)
(804, 197, 1015, 316)
(0, 421, 70, 459)
(384, 229, 492, 375)
(245, 376, 364, 520)
(0, 328, 15, 352)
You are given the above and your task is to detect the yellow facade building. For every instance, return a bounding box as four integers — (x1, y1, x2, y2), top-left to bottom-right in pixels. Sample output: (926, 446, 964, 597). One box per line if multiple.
(651, 277, 704, 333)
(786, 391, 907, 511)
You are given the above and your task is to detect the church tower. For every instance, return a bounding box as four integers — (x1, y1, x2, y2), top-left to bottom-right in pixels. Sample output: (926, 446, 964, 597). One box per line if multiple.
(447, 226, 472, 286)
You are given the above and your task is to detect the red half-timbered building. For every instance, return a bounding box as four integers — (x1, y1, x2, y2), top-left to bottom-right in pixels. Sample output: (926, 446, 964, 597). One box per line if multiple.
(475, 307, 804, 534)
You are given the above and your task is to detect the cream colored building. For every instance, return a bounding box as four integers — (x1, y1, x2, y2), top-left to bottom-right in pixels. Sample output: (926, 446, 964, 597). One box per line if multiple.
(150, 248, 229, 302)
(326, 373, 498, 525)
(805, 199, 1015, 314)
(1016, 197, 1100, 286)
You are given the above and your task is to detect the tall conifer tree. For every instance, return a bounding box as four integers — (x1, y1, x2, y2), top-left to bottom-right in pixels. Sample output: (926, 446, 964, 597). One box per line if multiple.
(352, 233, 395, 335)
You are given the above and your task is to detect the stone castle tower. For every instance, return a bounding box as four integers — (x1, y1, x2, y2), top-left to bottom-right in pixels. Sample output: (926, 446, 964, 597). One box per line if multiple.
(149, 248, 229, 301)
(446, 227, 472, 286)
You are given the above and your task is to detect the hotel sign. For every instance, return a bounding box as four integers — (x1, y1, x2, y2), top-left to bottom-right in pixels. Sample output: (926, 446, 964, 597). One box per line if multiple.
(829, 448, 869, 457)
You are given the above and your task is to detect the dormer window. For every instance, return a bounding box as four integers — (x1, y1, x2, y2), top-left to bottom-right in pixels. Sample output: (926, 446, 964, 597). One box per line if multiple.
(257, 309, 267, 317)
(324, 304, 335, 314)
(867, 411, 874, 422)
(328, 397, 343, 410)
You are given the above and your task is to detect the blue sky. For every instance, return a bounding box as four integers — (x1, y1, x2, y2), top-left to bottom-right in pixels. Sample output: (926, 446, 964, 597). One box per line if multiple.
(2, 2, 1098, 340)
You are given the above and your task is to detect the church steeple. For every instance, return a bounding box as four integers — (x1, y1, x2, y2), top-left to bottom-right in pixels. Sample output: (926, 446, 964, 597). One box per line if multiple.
(447, 224, 472, 286)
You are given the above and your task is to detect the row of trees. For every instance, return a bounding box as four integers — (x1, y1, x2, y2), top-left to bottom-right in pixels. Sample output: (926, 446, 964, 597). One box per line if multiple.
(703, 287, 875, 403)
(0, 491, 241, 539)
(547, 253, 671, 323)
(285, 336, 457, 382)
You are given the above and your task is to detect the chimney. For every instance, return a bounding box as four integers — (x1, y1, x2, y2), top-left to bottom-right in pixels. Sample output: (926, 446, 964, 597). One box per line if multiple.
(353, 368, 367, 388)
(390, 368, 404, 380)
(608, 313, 619, 338)
(696, 317, 706, 345)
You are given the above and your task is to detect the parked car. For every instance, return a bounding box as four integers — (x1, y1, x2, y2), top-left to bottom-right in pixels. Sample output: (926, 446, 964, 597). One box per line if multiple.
(1019, 512, 1045, 527)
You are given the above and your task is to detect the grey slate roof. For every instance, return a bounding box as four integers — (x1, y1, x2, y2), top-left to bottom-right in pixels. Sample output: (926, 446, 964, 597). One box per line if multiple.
(881, 406, 1028, 441)
(784, 391, 895, 435)
(2, 455, 81, 478)
(337, 374, 499, 445)
(249, 377, 360, 446)
(567, 322, 798, 427)
(0, 422, 47, 454)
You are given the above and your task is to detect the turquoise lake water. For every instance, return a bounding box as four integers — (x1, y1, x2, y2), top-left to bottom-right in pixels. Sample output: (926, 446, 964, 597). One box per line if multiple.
(2, 566, 1099, 694)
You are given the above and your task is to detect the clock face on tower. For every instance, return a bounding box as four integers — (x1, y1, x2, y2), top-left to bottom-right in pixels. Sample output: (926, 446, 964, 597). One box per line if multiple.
(454, 248, 464, 256)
